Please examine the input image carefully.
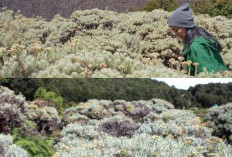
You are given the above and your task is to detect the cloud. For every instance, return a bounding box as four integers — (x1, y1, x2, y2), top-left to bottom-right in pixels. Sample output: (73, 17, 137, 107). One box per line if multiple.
(153, 78, 232, 90)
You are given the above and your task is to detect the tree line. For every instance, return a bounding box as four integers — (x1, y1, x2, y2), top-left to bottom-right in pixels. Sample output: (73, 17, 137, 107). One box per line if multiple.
(133, 0, 232, 19)
(0, 78, 231, 109)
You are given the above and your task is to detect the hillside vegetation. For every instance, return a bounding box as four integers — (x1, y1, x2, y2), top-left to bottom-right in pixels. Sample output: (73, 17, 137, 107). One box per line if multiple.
(0, 86, 232, 157)
(0, 8, 231, 78)
(1, 1, 231, 20)
(0, 0, 151, 20)
(1, 79, 232, 109)
(134, 0, 232, 19)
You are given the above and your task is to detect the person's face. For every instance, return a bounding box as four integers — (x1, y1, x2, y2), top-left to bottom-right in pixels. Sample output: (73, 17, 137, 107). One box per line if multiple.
(170, 27, 186, 41)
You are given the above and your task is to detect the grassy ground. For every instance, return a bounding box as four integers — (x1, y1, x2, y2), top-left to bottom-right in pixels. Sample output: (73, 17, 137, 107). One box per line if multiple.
(191, 108, 208, 123)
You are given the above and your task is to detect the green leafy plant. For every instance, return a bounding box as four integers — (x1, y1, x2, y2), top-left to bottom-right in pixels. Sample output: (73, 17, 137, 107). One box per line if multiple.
(34, 87, 64, 115)
(208, 0, 232, 19)
(0, 78, 8, 84)
(131, 0, 178, 12)
(13, 128, 56, 157)
(190, 0, 211, 15)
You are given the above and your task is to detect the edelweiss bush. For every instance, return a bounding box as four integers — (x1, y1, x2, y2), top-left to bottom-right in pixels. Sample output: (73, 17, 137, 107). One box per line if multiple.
(0, 134, 27, 157)
(0, 8, 231, 78)
(54, 98, 232, 157)
(1, 88, 232, 157)
(23, 100, 60, 135)
(205, 103, 232, 143)
(54, 133, 232, 157)
(0, 86, 60, 135)
(0, 86, 25, 133)
(138, 109, 213, 141)
(61, 99, 175, 127)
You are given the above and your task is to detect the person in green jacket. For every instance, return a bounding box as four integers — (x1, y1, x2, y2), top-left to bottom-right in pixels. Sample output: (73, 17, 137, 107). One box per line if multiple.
(167, 3, 227, 76)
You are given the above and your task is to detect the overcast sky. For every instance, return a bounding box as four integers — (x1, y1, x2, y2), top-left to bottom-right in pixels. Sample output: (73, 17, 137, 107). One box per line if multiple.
(153, 78, 232, 90)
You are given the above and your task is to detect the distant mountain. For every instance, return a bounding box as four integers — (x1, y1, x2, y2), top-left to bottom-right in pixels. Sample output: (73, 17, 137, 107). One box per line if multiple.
(0, 0, 195, 20)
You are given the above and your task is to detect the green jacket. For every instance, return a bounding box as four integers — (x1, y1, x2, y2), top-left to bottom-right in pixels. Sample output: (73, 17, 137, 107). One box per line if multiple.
(183, 35, 227, 76)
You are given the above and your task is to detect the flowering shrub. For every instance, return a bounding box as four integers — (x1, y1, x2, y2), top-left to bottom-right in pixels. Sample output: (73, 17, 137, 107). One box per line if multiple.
(0, 8, 231, 78)
(0, 86, 60, 135)
(205, 103, 232, 143)
(53, 133, 232, 157)
(138, 109, 213, 140)
(0, 86, 25, 133)
(56, 123, 100, 145)
(23, 100, 60, 135)
(1, 88, 232, 157)
(98, 116, 138, 137)
(61, 99, 175, 127)
(53, 98, 232, 156)
(0, 134, 27, 157)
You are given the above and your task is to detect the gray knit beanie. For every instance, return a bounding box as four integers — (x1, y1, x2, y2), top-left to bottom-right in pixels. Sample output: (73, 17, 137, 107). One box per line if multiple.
(168, 3, 196, 28)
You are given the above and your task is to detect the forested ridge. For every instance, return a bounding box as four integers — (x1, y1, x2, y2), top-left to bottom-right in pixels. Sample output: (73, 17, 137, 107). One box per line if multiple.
(1, 79, 232, 109)
(1, 0, 231, 20)
(0, 0, 193, 20)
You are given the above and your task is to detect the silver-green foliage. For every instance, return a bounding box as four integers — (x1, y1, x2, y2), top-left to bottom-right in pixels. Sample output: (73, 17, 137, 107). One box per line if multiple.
(205, 103, 232, 143)
(0, 86, 25, 133)
(23, 101, 61, 134)
(59, 123, 100, 141)
(54, 133, 232, 157)
(0, 134, 28, 157)
(61, 99, 174, 126)
(55, 99, 232, 157)
(61, 99, 112, 126)
(1, 9, 231, 78)
(136, 109, 213, 140)
(0, 86, 60, 134)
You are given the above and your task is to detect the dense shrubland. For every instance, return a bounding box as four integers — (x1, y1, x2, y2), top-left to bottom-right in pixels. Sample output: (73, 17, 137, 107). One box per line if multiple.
(0, 86, 60, 136)
(205, 103, 232, 143)
(0, 86, 58, 157)
(54, 99, 232, 156)
(0, 86, 232, 156)
(0, 8, 231, 78)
